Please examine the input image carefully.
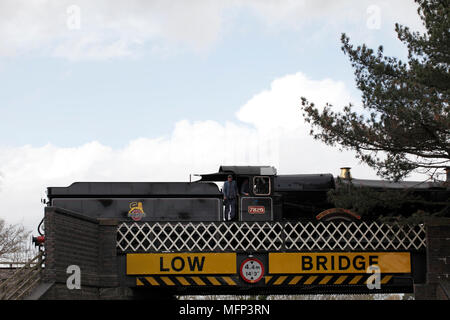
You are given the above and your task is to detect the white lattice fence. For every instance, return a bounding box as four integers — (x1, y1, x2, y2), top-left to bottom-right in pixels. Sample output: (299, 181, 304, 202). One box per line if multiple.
(283, 221, 426, 251)
(117, 221, 426, 252)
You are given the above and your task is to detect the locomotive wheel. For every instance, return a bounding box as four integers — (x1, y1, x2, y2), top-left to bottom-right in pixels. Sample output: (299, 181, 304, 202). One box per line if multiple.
(316, 208, 361, 223)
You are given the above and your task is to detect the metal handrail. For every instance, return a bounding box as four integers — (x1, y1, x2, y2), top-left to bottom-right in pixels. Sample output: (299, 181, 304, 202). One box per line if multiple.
(0, 251, 44, 300)
(0, 261, 37, 266)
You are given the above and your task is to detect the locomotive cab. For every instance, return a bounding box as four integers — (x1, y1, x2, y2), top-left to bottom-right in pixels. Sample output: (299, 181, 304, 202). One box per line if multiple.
(196, 166, 277, 221)
(196, 166, 340, 222)
(241, 175, 274, 221)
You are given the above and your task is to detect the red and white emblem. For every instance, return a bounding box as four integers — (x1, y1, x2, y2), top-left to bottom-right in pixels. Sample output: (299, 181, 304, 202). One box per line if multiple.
(128, 202, 146, 221)
(240, 258, 264, 283)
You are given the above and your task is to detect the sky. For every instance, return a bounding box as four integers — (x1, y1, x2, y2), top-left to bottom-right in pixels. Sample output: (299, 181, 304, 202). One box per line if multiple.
(0, 0, 433, 231)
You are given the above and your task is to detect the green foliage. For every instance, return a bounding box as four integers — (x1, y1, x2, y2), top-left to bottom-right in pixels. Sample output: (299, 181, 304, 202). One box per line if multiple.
(301, 0, 450, 182)
(328, 181, 413, 216)
(328, 180, 448, 222)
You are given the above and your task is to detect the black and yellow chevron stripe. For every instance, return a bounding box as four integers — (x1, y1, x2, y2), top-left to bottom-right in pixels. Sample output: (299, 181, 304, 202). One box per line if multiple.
(264, 274, 394, 286)
(136, 274, 395, 286)
(136, 275, 237, 286)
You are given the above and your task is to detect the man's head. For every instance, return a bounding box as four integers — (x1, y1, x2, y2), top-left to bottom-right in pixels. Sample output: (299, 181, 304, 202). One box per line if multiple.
(227, 175, 233, 181)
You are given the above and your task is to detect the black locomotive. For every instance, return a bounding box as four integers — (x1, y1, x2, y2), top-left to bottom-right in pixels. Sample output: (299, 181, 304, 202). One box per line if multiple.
(46, 165, 449, 223)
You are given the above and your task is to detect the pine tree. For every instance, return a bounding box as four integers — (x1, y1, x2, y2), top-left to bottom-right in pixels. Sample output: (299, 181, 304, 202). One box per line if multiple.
(301, 0, 449, 182)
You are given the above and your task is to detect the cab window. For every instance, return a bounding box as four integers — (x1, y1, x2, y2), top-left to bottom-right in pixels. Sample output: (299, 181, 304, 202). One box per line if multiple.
(253, 176, 271, 196)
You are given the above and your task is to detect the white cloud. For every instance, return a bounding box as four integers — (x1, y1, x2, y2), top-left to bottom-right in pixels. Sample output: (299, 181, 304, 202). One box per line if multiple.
(0, 0, 424, 60)
(0, 0, 227, 59)
(236, 72, 354, 134)
(0, 71, 431, 232)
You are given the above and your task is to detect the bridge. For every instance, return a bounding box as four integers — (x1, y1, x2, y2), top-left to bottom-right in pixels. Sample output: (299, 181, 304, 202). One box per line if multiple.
(118, 219, 425, 295)
(1, 206, 449, 300)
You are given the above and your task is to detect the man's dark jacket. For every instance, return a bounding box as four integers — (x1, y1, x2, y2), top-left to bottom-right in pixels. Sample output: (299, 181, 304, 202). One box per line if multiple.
(223, 180, 238, 199)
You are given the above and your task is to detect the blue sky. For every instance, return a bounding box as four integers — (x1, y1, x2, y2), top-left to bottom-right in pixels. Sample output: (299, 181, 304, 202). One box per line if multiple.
(0, 1, 417, 148)
(0, 0, 430, 228)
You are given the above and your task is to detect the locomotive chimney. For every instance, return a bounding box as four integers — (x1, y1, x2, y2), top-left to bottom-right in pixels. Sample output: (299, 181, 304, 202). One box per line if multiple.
(340, 167, 352, 180)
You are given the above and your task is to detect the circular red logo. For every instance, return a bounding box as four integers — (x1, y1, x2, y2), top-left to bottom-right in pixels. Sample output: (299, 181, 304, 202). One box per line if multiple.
(129, 209, 144, 221)
(240, 258, 264, 283)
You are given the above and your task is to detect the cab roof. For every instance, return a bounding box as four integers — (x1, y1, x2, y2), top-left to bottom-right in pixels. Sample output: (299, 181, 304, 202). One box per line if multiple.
(196, 166, 277, 181)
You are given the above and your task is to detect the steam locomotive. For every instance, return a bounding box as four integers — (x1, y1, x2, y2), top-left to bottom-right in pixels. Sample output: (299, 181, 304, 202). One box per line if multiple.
(45, 165, 449, 223)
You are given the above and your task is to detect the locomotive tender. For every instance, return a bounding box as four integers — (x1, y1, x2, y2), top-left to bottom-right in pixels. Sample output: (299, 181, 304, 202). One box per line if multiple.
(46, 165, 449, 223)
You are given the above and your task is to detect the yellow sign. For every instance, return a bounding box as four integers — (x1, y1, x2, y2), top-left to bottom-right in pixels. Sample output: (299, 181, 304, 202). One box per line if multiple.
(269, 252, 411, 274)
(127, 253, 236, 275)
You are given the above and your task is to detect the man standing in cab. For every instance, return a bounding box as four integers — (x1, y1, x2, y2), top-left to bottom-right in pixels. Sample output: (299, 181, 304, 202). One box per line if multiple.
(223, 174, 239, 221)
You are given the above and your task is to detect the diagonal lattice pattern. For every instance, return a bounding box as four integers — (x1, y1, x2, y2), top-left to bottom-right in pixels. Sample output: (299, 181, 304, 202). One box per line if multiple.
(117, 221, 426, 253)
(283, 221, 426, 251)
(117, 222, 284, 252)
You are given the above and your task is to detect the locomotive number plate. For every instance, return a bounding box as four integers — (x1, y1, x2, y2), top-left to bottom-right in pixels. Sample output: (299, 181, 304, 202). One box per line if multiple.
(248, 206, 265, 214)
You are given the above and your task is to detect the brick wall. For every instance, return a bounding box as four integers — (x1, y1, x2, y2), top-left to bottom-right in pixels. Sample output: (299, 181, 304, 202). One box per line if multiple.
(414, 218, 450, 300)
(41, 207, 127, 299)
